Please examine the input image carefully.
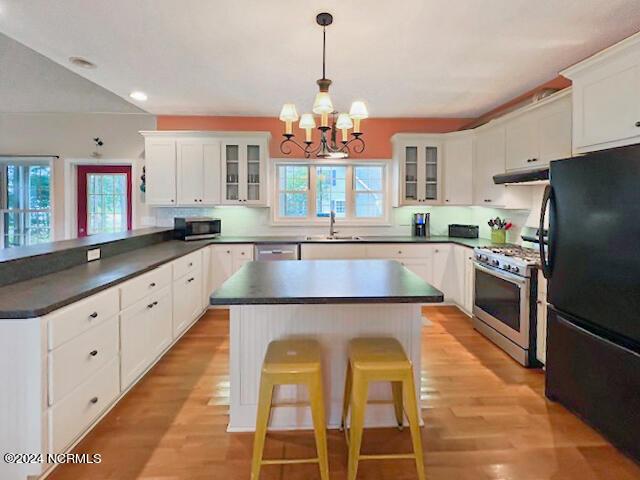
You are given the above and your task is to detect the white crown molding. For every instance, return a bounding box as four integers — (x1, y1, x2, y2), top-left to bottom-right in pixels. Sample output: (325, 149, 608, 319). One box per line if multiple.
(561, 30, 640, 78)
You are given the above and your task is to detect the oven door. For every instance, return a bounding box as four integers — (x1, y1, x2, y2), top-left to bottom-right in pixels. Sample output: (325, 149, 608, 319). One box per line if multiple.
(473, 262, 530, 348)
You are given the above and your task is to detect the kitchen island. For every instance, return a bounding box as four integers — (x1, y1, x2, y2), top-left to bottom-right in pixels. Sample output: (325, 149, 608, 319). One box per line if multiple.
(210, 259, 443, 431)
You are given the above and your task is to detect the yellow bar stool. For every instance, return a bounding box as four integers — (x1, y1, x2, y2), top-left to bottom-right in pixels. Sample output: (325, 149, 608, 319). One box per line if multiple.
(251, 339, 330, 480)
(340, 337, 425, 480)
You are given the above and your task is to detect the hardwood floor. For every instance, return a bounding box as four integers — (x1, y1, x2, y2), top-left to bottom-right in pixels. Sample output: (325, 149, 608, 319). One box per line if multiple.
(48, 306, 640, 480)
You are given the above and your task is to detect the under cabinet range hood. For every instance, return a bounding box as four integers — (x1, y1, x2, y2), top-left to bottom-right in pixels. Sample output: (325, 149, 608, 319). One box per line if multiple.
(493, 167, 549, 185)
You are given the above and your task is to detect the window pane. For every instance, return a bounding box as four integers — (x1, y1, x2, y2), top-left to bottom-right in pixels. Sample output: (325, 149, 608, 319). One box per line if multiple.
(6, 165, 20, 209)
(355, 192, 383, 217)
(87, 173, 128, 235)
(354, 166, 383, 191)
(316, 166, 346, 218)
(28, 166, 51, 209)
(279, 192, 308, 217)
(279, 165, 308, 191)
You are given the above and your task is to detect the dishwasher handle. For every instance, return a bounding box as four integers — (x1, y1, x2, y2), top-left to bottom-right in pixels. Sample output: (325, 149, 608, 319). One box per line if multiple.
(254, 244, 300, 261)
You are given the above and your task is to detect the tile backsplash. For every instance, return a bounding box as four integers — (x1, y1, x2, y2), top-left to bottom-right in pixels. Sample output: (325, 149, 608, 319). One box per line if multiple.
(151, 205, 532, 242)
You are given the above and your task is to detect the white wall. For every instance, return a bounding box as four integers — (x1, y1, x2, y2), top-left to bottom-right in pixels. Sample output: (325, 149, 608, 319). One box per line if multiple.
(0, 112, 156, 239)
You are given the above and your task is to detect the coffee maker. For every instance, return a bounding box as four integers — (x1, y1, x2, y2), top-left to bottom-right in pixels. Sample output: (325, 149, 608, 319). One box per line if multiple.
(412, 213, 430, 237)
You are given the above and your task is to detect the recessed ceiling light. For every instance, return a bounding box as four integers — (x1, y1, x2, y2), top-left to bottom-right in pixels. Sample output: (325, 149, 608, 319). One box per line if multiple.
(129, 91, 148, 102)
(69, 57, 96, 69)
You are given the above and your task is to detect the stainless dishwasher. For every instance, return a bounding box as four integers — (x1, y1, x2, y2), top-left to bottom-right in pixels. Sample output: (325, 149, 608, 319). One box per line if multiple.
(254, 243, 300, 261)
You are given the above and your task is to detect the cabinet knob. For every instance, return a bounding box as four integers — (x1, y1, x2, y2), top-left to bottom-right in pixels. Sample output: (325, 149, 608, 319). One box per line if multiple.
(149, 282, 156, 288)
(88, 312, 98, 319)
(445, 199, 449, 202)
(241, 252, 245, 255)
(636, 121, 640, 127)
(90, 397, 98, 404)
(170, 199, 174, 203)
(226, 250, 231, 254)
(147, 302, 155, 309)
(188, 262, 193, 267)
(89, 350, 98, 357)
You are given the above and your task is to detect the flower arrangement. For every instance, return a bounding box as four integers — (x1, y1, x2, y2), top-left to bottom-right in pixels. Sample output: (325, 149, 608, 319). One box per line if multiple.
(488, 217, 512, 244)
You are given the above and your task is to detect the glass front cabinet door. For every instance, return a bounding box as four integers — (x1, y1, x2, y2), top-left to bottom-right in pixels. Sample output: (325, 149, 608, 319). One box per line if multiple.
(221, 138, 268, 205)
(396, 138, 443, 205)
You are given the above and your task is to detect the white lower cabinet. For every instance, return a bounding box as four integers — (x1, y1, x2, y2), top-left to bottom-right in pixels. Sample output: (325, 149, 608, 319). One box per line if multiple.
(208, 244, 254, 296)
(173, 267, 203, 338)
(536, 270, 548, 364)
(463, 249, 475, 314)
(431, 245, 465, 305)
(121, 285, 173, 390)
(301, 243, 367, 259)
(49, 356, 120, 454)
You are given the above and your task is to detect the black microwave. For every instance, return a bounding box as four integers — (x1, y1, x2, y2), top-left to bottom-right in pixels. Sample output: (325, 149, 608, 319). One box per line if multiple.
(174, 217, 221, 241)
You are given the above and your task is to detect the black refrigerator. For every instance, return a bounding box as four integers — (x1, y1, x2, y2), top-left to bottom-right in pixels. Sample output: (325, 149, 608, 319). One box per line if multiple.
(540, 144, 640, 462)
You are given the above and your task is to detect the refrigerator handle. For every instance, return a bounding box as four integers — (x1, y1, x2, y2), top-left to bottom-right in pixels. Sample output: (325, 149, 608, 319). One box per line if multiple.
(539, 184, 553, 279)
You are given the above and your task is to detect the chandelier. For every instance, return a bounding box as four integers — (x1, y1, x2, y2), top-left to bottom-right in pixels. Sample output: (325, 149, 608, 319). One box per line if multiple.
(278, 12, 369, 159)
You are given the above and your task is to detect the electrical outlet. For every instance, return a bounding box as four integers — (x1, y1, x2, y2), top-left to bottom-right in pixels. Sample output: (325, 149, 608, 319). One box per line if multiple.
(87, 248, 101, 262)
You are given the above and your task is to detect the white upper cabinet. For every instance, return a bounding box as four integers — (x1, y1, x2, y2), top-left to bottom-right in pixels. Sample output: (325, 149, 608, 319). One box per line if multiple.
(505, 92, 572, 171)
(443, 133, 474, 205)
(176, 138, 221, 205)
(473, 125, 506, 206)
(221, 138, 269, 206)
(562, 32, 640, 154)
(141, 132, 270, 207)
(144, 137, 177, 205)
(392, 135, 443, 206)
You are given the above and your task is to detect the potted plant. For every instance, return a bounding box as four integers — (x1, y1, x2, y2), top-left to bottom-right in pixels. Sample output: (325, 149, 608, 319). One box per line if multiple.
(488, 217, 512, 244)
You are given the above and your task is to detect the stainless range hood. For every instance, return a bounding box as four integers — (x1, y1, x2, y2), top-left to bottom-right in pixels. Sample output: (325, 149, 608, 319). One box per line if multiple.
(493, 167, 549, 185)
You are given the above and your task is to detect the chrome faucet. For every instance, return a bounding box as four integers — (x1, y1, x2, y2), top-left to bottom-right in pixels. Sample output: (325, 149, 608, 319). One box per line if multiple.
(329, 210, 337, 238)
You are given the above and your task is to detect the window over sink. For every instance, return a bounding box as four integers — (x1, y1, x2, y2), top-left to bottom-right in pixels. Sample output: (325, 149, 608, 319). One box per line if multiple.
(274, 161, 388, 225)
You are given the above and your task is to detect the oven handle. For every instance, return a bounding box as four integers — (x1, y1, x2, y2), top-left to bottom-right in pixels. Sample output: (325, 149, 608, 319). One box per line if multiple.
(473, 261, 527, 286)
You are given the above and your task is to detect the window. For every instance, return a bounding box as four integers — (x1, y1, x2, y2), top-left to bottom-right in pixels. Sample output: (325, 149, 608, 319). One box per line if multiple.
(354, 166, 384, 218)
(1, 159, 53, 248)
(278, 165, 309, 217)
(276, 162, 387, 223)
(87, 173, 128, 235)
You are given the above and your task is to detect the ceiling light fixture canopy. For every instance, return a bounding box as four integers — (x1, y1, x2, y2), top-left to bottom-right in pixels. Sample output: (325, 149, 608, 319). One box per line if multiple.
(279, 12, 368, 158)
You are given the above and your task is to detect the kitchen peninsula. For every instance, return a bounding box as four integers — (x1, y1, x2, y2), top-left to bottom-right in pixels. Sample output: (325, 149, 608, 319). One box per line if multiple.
(210, 259, 444, 431)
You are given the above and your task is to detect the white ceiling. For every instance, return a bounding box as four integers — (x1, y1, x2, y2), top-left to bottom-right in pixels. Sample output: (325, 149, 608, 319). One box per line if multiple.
(0, 33, 143, 113)
(1, 0, 639, 117)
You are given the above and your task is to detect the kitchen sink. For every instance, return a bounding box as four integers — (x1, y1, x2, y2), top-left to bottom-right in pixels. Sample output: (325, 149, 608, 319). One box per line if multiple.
(304, 235, 363, 241)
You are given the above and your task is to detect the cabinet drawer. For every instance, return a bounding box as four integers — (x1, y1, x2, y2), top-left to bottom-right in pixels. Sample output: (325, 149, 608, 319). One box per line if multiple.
(173, 250, 203, 280)
(48, 316, 119, 406)
(49, 356, 119, 454)
(366, 244, 429, 259)
(48, 288, 119, 350)
(120, 263, 172, 309)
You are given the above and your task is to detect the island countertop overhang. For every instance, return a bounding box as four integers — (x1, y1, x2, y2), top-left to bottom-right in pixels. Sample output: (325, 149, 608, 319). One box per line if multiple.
(210, 259, 444, 305)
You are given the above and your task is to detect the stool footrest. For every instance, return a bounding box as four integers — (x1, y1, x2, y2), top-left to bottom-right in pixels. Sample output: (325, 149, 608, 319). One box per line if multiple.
(261, 458, 319, 465)
(359, 453, 416, 461)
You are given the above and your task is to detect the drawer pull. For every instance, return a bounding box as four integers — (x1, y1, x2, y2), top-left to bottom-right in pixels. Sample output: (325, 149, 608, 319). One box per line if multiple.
(187, 277, 195, 283)
(88, 312, 98, 319)
(188, 262, 193, 267)
(89, 397, 98, 404)
(636, 121, 640, 127)
(397, 250, 402, 254)
(149, 282, 156, 288)
(89, 350, 98, 357)
(147, 302, 155, 309)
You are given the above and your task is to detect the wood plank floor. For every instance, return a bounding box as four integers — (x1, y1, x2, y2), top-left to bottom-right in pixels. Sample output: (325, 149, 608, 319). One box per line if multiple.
(48, 306, 640, 480)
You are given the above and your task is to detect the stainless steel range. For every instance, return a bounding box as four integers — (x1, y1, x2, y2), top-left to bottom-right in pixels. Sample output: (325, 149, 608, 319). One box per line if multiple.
(472, 245, 540, 367)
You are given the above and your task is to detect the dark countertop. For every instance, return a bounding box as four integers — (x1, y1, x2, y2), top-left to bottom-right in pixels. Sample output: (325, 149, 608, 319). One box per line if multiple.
(0, 227, 172, 263)
(0, 233, 498, 319)
(210, 259, 444, 305)
(208, 235, 500, 249)
(0, 240, 207, 319)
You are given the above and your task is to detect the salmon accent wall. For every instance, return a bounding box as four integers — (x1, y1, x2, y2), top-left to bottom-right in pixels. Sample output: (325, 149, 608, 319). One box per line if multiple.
(156, 116, 472, 159)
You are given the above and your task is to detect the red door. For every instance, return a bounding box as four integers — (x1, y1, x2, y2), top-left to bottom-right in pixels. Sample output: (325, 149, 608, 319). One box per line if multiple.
(77, 165, 132, 237)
